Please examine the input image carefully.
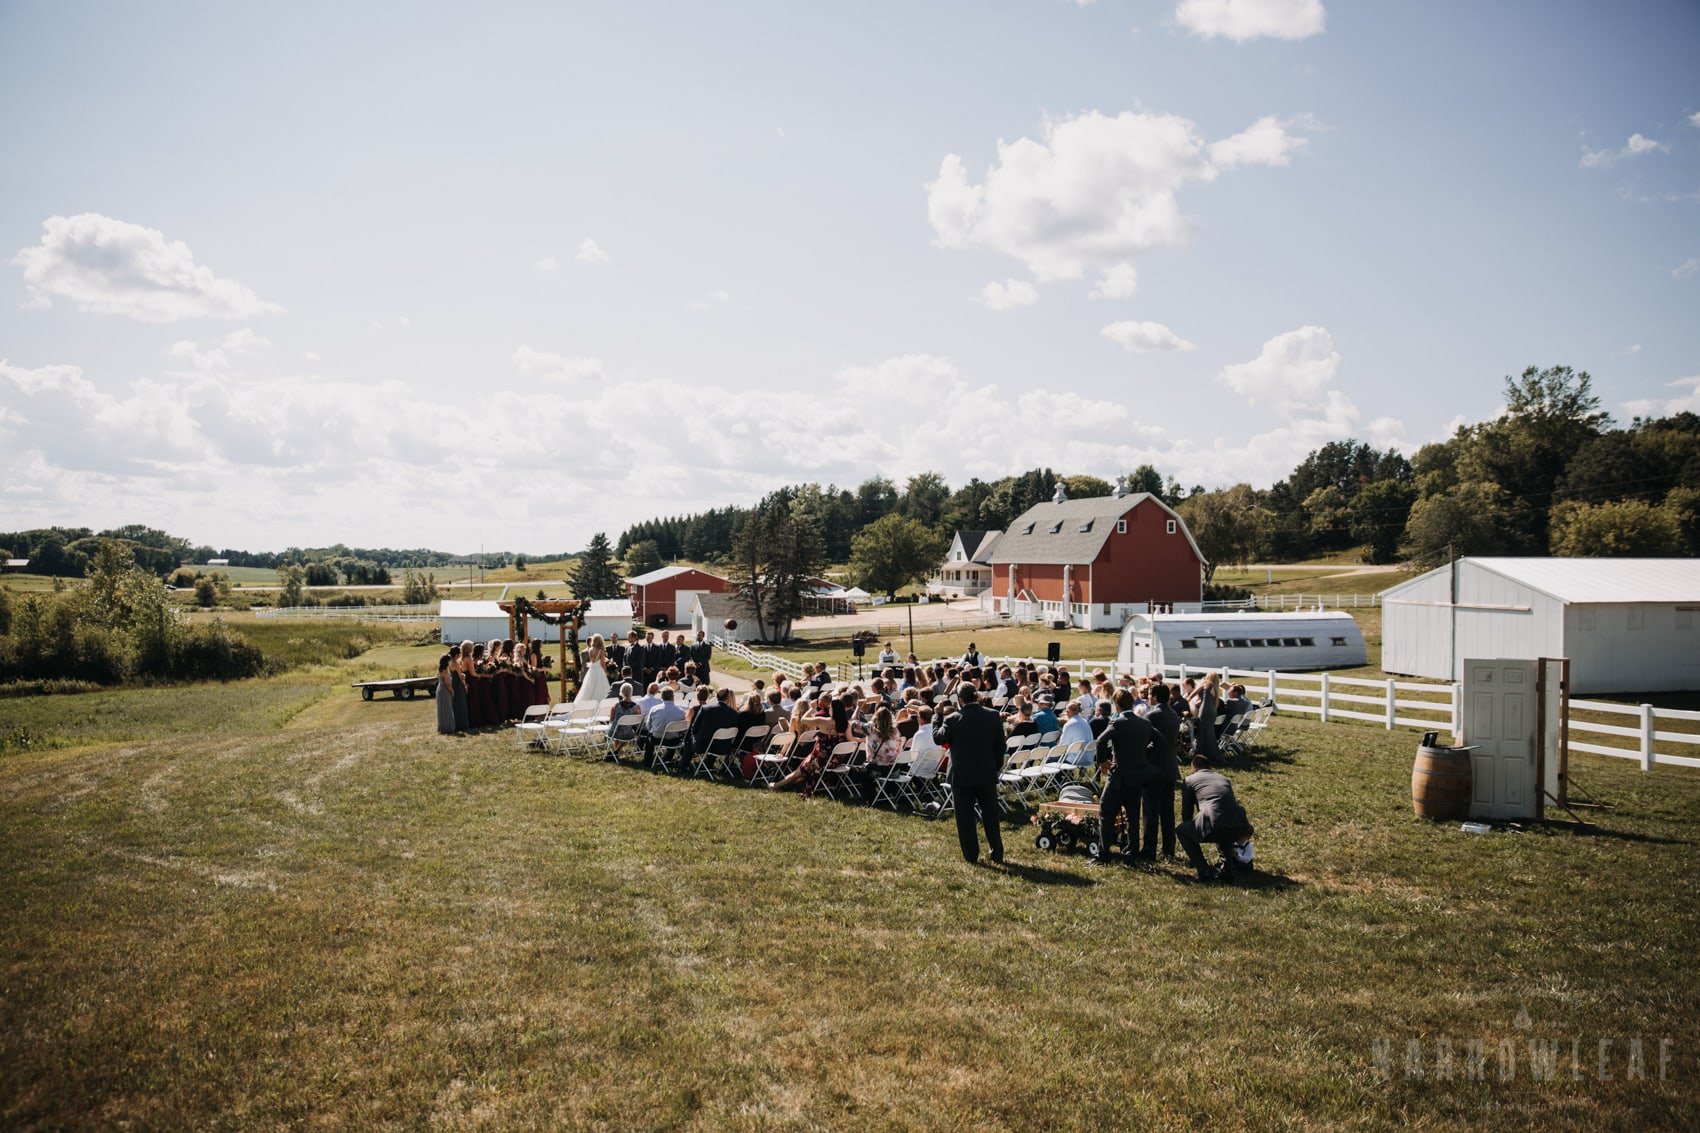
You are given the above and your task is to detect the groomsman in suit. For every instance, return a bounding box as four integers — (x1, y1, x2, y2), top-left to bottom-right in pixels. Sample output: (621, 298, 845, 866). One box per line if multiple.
(1140, 682, 1183, 860)
(631, 632, 653, 686)
(691, 629, 713, 684)
(1094, 690, 1155, 866)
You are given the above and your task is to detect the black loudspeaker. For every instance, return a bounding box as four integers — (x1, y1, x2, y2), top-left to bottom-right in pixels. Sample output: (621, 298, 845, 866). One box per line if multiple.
(1047, 641, 1061, 664)
(852, 638, 866, 657)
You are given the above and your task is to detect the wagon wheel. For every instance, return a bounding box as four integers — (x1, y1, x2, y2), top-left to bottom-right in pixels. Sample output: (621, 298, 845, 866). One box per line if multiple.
(1086, 839, 1104, 859)
(1035, 831, 1056, 852)
(362, 686, 374, 701)
(400, 687, 415, 700)
(1057, 829, 1079, 852)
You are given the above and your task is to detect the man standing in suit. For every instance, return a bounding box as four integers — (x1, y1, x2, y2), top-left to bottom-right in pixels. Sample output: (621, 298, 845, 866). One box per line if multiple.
(1094, 689, 1154, 866)
(631, 632, 653, 687)
(1141, 682, 1183, 859)
(691, 629, 713, 684)
(931, 682, 1005, 866)
(1178, 755, 1255, 882)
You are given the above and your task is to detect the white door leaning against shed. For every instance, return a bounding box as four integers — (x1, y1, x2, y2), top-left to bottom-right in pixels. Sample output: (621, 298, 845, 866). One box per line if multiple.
(1462, 658, 1538, 821)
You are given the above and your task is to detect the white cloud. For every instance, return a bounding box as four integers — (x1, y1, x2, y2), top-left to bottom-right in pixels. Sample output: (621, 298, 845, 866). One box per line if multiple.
(536, 256, 557, 272)
(1175, 0, 1325, 42)
(1690, 111, 1700, 130)
(1628, 343, 1643, 354)
(166, 328, 272, 372)
(1673, 258, 1699, 280)
(1621, 376, 1700, 419)
(927, 109, 1309, 295)
(978, 279, 1039, 310)
(1581, 133, 1671, 169)
(1090, 263, 1139, 299)
(577, 238, 609, 263)
(1218, 325, 1339, 405)
(1100, 320, 1195, 352)
(511, 345, 605, 383)
(13, 213, 282, 322)
(1209, 116, 1310, 168)
(304, 351, 321, 363)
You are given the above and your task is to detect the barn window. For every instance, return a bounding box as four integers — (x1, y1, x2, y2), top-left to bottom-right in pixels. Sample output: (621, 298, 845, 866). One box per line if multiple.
(1179, 639, 1198, 649)
(1166, 519, 1177, 535)
(1022, 523, 1035, 535)
(1300, 637, 1315, 647)
(1050, 521, 1064, 534)
(1283, 638, 1299, 647)
(1116, 519, 1127, 534)
(1331, 637, 1347, 646)
(1078, 520, 1094, 533)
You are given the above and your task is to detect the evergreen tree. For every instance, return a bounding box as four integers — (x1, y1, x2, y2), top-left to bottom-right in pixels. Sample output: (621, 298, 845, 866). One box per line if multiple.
(569, 533, 625, 600)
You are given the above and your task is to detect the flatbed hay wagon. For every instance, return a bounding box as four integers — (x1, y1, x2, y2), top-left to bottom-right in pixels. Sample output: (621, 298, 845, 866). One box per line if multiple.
(352, 677, 437, 701)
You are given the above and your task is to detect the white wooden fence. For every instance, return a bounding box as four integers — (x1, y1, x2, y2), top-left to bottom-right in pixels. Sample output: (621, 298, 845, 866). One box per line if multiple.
(921, 652, 1700, 775)
(713, 636, 807, 682)
(1253, 593, 1382, 610)
(255, 604, 439, 621)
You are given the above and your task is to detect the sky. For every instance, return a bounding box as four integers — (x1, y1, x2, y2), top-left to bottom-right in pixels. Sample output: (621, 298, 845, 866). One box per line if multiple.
(1, 0, 1697, 556)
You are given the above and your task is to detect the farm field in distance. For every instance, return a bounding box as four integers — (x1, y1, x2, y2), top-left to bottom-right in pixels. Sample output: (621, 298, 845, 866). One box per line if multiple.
(2, 638, 1697, 1129)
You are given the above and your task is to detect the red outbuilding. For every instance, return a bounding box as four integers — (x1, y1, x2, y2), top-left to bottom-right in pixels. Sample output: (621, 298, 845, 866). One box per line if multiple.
(987, 484, 1206, 629)
(626, 565, 731, 628)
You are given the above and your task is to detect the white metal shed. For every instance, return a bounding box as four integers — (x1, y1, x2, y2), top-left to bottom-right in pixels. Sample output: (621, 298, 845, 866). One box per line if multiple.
(439, 600, 577, 644)
(1379, 557, 1700, 693)
(581, 599, 635, 645)
(1117, 611, 1368, 675)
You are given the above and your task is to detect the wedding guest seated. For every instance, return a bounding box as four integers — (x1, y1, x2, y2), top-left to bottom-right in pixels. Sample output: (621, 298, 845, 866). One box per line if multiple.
(641, 687, 686, 764)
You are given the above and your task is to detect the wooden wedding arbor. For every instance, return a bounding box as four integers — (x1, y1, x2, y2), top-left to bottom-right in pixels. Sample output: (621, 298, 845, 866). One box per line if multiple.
(498, 598, 585, 703)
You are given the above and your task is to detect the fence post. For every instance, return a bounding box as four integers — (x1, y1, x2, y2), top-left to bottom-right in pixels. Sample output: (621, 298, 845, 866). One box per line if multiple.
(1450, 682, 1461, 737)
(1320, 673, 1331, 723)
(1266, 668, 1277, 705)
(1179, 664, 1189, 685)
(1641, 704, 1656, 771)
(1385, 677, 1397, 730)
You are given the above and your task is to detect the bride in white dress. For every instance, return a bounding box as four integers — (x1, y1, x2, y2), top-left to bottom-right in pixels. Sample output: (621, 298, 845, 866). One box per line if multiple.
(573, 633, 612, 705)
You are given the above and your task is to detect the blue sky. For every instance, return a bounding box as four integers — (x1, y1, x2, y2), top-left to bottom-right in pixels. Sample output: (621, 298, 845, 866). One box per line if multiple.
(1, 0, 1696, 554)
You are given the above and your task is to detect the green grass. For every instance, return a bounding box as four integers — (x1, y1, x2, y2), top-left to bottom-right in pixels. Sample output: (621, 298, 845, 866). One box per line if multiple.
(1, 648, 1698, 1129)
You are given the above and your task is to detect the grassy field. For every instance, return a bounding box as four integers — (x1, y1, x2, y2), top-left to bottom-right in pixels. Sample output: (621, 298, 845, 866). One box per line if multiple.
(1, 643, 1698, 1130)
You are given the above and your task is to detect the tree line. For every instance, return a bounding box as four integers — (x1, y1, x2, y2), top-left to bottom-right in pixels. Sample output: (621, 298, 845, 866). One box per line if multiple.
(612, 366, 1699, 586)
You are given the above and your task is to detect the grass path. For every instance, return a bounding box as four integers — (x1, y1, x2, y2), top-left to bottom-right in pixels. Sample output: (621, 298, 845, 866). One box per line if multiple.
(2, 663, 1698, 1129)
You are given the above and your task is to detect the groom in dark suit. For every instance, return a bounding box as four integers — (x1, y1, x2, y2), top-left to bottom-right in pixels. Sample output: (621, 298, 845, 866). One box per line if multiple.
(931, 682, 1006, 866)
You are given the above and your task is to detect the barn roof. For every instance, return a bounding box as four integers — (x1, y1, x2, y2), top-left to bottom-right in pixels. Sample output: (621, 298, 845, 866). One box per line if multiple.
(987, 493, 1203, 566)
(1382, 557, 1700, 605)
(626, 565, 723, 587)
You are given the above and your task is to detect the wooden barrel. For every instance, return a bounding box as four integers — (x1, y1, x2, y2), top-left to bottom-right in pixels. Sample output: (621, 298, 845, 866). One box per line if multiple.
(1412, 743, 1472, 820)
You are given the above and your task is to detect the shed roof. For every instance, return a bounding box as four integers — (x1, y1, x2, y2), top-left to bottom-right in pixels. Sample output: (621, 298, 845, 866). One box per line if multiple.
(988, 493, 1203, 566)
(584, 599, 634, 619)
(440, 600, 506, 618)
(1381, 557, 1700, 605)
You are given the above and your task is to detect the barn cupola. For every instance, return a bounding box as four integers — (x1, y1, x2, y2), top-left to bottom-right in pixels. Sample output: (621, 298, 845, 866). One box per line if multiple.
(1052, 482, 1068, 504)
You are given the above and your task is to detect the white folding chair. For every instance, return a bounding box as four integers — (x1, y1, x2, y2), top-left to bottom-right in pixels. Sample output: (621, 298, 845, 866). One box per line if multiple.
(814, 740, 864, 800)
(651, 719, 689, 774)
(548, 704, 598, 756)
(513, 703, 551, 750)
(692, 726, 739, 780)
(751, 731, 797, 786)
(602, 713, 643, 761)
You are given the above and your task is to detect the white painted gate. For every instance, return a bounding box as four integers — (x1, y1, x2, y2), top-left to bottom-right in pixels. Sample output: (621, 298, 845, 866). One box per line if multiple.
(1461, 658, 1540, 820)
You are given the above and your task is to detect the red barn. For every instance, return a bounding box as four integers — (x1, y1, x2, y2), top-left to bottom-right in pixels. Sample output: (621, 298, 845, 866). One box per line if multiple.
(626, 565, 731, 628)
(988, 486, 1205, 629)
